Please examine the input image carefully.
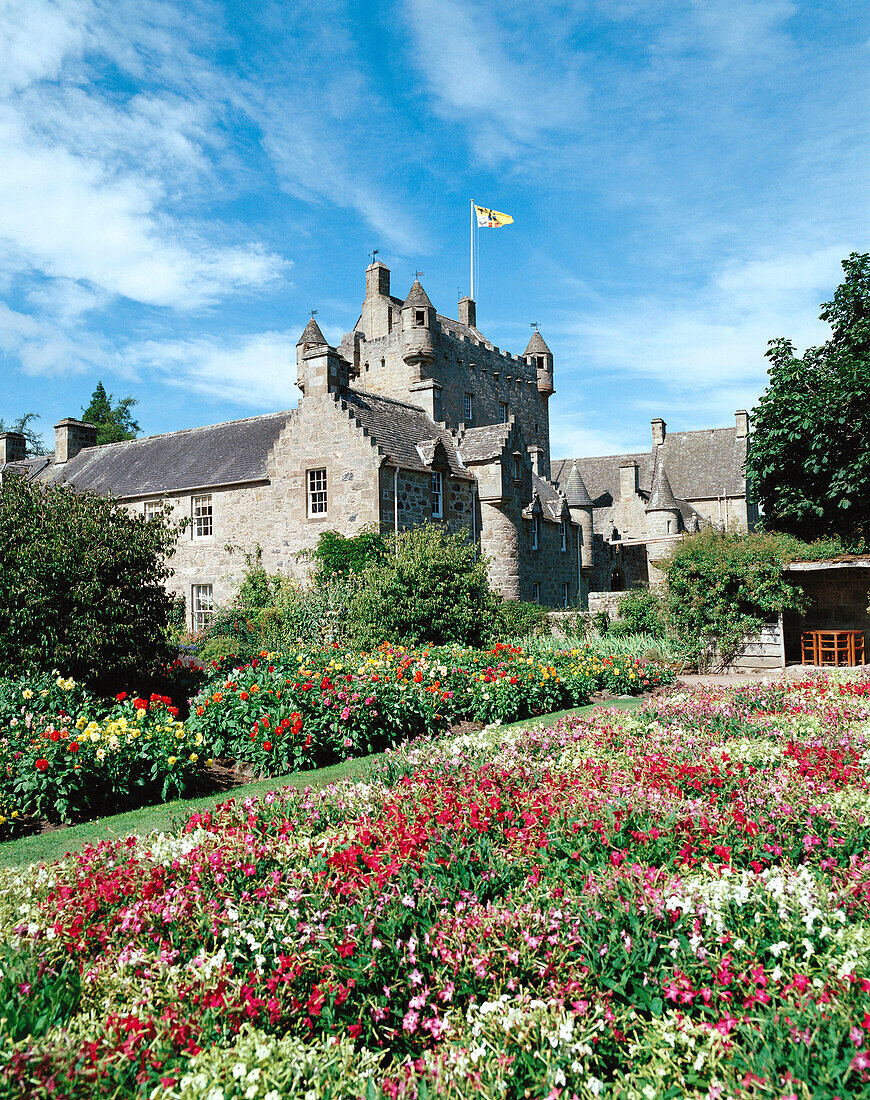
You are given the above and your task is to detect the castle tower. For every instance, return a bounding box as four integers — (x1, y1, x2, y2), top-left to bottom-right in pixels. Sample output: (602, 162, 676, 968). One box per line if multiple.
(645, 451, 681, 537)
(524, 330, 554, 397)
(565, 462, 594, 568)
(361, 261, 393, 338)
(400, 280, 436, 377)
(295, 317, 347, 397)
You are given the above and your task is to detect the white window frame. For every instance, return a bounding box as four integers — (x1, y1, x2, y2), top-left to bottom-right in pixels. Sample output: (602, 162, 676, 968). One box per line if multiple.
(532, 515, 540, 551)
(191, 584, 214, 633)
(191, 494, 213, 539)
(532, 582, 541, 604)
(307, 468, 328, 517)
(144, 499, 164, 521)
(561, 519, 567, 552)
(432, 470, 443, 518)
(562, 582, 570, 609)
(499, 402, 509, 423)
(464, 392, 474, 422)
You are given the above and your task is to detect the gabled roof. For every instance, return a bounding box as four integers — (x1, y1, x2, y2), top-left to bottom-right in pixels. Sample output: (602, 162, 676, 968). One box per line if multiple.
(564, 463, 592, 507)
(646, 451, 679, 512)
(403, 280, 432, 308)
(341, 389, 470, 478)
(45, 412, 292, 498)
(297, 316, 327, 347)
(526, 472, 566, 523)
(524, 330, 551, 357)
(458, 423, 512, 464)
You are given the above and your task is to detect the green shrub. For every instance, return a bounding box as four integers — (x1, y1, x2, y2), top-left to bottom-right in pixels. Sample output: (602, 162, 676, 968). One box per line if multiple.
(302, 526, 388, 582)
(494, 599, 551, 639)
(616, 586, 666, 636)
(345, 525, 498, 648)
(0, 475, 179, 693)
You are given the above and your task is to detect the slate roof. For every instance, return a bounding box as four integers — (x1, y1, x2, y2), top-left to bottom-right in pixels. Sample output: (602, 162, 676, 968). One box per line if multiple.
(340, 389, 470, 478)
(524, 330, 551, 356)
(528, 472, 566, 522)
(458, 423, 512, 463)
(45, 412, 292, 498)
(297, 317, 326, 347)
(552, 426, 747, 503)
(646, 451, 679, 512)
(564, 463, 592, 507)
(402, 280, 432, 308)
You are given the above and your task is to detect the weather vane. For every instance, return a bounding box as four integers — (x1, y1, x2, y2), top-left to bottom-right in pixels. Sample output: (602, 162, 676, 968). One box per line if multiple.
(310, 309, 318, 319)
(414, 270, 425, 280)
(529, 321, 539, 330)
(368, 249, 379, 265)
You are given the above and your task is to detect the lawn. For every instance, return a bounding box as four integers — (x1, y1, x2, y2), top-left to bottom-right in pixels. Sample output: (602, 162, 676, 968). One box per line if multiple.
(3, 678, 870, 1098)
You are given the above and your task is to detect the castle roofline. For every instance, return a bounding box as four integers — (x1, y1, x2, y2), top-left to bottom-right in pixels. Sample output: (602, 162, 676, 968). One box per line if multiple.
(297, 316, 327, 347)
(524, 330, 551, 356)
(403, 280, 432, 308)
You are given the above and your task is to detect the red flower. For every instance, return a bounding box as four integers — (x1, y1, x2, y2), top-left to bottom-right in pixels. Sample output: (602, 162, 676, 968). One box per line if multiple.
(134, 698, 148, 711)
(49, 729, 61, 742)
(262, 741, 272, 751)
(69, 742, 79, 753)
(115, 692, 127, 701)
(35, 758, 48, 772)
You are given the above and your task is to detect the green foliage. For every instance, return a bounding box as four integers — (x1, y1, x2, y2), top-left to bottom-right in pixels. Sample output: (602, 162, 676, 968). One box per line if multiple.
(615, 586, 667, 636)
(303, 526, 388, 582)
(0, 943, 81, 1041)
(493, 599, 551, 639)
(0, 475, 179, 692)
(747, 252, 870, 540)
(660, 528, 807, 669)
(0, 411, 47, 456)
(593, 610, 611, 636)
(346, 525, 498, 648)
(81, 380, 140, 445)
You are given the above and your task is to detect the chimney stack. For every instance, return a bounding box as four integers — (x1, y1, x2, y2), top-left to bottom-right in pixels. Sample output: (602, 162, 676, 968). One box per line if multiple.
(651, 418, 666, 446)
(0, 431, 26, 464)
(528, 445, 544, 477)
(54, 419, 98, 464)
(619, 461, 639, 500)
(735, 409, 749, 438)
(458, 297, 476, 329)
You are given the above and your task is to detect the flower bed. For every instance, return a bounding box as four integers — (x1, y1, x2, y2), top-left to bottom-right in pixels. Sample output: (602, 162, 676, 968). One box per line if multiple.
(2, 674, 870, 1097)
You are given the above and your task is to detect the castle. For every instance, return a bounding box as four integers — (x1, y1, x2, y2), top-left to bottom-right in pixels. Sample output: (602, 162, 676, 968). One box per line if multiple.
(0, 261, 754, 631)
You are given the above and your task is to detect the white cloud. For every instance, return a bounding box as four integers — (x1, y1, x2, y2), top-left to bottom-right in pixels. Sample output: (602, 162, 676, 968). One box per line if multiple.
(549, 408, 639, 458)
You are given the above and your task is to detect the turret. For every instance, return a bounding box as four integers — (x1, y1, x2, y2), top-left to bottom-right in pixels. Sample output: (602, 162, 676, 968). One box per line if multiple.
(361, 261, 393, 338)
(565, 462, 594, 568)
(296, 315, 327, 378)
(400, 279, 436, 375)
(645, 452, 681, 537)
(296, 317, 349, 397)
(524, 330, 554, 397)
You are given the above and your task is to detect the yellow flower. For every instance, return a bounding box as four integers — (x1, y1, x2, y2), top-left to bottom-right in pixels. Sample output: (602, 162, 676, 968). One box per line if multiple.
(168, 756, 177, 766)
(76, 716, 88, 730)
(22, 689, 33, 700)
(189, 753, 198, 763)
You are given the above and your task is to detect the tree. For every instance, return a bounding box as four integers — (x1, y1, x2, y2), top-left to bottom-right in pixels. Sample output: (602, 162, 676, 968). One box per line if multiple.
(746, 252, 870, 542)
(81, 381, 140, 445)
(0, 474, 180, 691)
(0, 411, 47, 456)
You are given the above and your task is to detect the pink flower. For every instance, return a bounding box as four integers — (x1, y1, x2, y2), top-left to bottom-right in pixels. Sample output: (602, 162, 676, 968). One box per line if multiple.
(403, 1009, 419, 1032)
(341, 706, 351, 720)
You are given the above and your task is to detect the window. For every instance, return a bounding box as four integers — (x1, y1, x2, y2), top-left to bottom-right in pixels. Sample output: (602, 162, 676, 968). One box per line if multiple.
(144, 499, 163, 521)
(432, 470, 443, 518)
(192, 494, 213, 538)
(561, 519, 568, 552)
(191, 584, 214, 633)
(388, 308, 393, 333)
(513, 454, 522, 481)
(562, 582, 570, 609)
(380, 357, 385, 371)
(499, 402, 509, 423)
(532, 515, 540, 551)
(464, 392, 474, 422)
(415, 309, 426, 326)
(532, 582, 541, 604)
(307, 468, 328, 516)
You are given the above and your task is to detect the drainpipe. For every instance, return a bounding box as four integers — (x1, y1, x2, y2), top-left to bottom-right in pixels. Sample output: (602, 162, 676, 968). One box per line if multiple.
(576, 524, 581, 609)
(471, 479, 477, 546)
(393, 465, 399, 555)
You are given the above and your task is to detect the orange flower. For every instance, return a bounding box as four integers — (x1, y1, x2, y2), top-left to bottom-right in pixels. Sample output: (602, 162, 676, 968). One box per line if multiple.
(212, 693, 223, 703)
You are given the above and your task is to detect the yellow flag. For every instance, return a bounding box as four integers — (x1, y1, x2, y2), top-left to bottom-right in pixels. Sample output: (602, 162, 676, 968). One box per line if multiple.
(474, 204, 514, 228)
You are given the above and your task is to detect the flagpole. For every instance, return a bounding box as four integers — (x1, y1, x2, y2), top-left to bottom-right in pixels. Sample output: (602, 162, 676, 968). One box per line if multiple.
(470, 199, 475, 302)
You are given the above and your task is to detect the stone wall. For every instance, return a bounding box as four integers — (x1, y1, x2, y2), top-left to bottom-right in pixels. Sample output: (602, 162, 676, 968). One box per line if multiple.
(378, 465, 475, 535)
(783, 567, 870, 662)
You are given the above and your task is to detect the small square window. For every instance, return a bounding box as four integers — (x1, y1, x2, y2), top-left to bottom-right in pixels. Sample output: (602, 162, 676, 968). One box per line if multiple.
(307, 468, 328, 516)
(499, 402, 509, 423)
(192, 494, 213, 538)
(415, 309, 426, 326)
(144, 499, 164, 521)
(191, 584, 214, 633)
(464, 393, 474, 423)
(432, 470, 443, 518)
(532, 582, 541, 604)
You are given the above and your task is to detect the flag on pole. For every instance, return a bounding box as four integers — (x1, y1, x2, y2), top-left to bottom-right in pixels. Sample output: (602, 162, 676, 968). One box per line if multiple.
(474, 204, 513, 228)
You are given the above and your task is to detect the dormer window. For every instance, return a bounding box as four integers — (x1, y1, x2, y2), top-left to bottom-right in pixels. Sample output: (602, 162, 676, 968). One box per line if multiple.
(415, 309, 426, 326)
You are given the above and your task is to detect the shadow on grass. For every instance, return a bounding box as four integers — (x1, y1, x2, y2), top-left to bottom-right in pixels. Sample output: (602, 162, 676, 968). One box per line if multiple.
(0, 697, 642, 871)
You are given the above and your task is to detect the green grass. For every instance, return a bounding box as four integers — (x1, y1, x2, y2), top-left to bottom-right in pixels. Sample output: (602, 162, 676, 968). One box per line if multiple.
(0, 697, 642, 870)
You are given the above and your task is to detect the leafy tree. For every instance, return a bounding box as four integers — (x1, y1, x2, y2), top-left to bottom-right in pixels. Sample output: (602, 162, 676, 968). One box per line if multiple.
(303, 527, 388, 582)
(81, 381, 140, 445)
(746, 252, 870, 541)
(0, 474, 180, 691)
(346, 524, 498, 648)
(0, 412, 47, 456)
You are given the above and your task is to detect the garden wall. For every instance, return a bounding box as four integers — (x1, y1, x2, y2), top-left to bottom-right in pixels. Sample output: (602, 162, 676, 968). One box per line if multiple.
(783, 561, 870, 664)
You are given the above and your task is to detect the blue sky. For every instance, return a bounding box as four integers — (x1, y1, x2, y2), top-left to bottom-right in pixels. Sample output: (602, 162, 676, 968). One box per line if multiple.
(1, 0, 867, 457)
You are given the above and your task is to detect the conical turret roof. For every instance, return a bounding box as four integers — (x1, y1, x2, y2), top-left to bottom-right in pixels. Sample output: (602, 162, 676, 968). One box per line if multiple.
(565, 463, 593, 507)
(403, 280, 432, 308)
(645, 450, 679, 512)
(524, 330, 551, 356)
(297, 316, 327, 347)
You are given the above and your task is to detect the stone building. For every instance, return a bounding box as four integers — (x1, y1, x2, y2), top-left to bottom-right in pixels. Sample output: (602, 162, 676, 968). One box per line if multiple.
(0, 260, 755, 629)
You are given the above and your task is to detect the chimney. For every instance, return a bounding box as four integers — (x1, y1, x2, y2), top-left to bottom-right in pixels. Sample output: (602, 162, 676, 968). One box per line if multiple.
(0, 431, 26, 464)
(619, 461, 639, 500)
(527, 444, 544, 477)
(365, 261, 390, 300)
(735, 409, 749, 438)
(651, 418, 666, 446)
(458, 297, 476, 329)
(54, 418, 98, 464)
